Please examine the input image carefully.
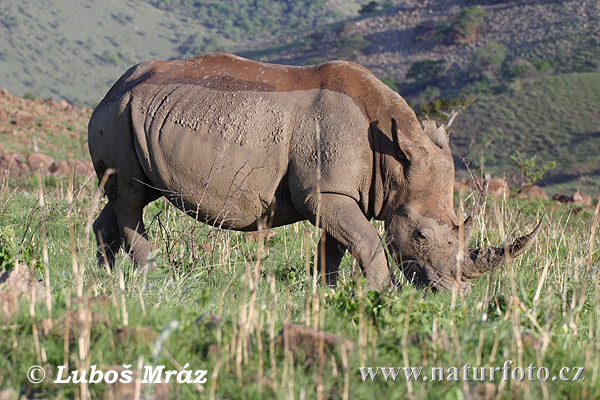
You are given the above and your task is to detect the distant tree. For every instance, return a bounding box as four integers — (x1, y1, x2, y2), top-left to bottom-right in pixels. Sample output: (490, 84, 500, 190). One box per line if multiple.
(405, 59, 446, 83)
(450, 6, 486, 44)
(470, 42, 507, 79)
(359, 1, 381, 15)
(378, 76, 399, 92)
(415, 93, 475, 128)
(336, 34, 370, 58)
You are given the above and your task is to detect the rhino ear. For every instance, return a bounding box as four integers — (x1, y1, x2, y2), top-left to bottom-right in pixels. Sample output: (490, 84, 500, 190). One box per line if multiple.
(422, 120, 449, 149)
(391, 117, 412, 162)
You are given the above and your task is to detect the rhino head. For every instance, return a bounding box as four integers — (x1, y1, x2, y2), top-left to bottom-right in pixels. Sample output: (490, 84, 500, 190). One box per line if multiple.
(382, 118, 541, 293)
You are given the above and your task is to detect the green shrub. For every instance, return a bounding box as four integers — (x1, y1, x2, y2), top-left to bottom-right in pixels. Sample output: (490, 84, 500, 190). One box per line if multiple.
(23, 91, 37, 101)
(336, 34, 370, 58)
(378, 76, 399, 92)
(510, 150, 556, 186)
(405, 59, 446, 83)
(99, 51, 120, 66)
(419, 86, 441, 103)
(303, 57, 326, 66)
(470, 42, 507, 79)
(359, 1, 382, 15)
(450, 6, 486, 44)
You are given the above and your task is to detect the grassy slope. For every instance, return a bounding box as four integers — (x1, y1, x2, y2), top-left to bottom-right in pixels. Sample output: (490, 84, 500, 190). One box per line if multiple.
(0, 90, 91, 161)
(452, 73, 600, 196)
(1, 158, 599, 399)
(0, 90, 598, 398)
(0, 0, 204, 106)
(0, 0, 367, 107)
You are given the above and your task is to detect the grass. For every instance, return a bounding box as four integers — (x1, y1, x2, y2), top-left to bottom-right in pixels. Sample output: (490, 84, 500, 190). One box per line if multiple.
(1, 165, 599, 399)
(452, 72, 600, 196)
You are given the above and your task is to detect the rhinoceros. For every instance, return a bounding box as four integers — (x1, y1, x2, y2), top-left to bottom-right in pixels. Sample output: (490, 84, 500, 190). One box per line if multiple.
(88, 53, 541, 292)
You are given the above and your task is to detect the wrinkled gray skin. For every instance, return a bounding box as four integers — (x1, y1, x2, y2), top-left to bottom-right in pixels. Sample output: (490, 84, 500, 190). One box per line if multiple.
(89, 54, 541, 293)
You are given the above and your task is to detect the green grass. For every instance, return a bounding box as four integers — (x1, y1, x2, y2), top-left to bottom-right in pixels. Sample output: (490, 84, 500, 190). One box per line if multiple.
(1, 168, 599, 399)
(452, 72, 600, 196)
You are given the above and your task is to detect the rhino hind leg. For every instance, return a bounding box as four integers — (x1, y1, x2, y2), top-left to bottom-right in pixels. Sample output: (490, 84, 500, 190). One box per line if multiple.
(93, 202, 122, 267)
(317, 232, 346, 287)
(114, 204, 155, 270)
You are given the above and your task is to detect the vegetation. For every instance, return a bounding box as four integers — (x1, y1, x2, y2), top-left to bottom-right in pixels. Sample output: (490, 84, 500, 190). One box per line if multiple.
(453, 72, 600, 195)
(405, 59, 447, 83)
(510, 150, 556, 187)
(1, 153, 599, 399)
(470, 42, 508, 80)
(146, 0, 340, 42)
(336, 34, 370, 58)
(449, 6, 486, 44)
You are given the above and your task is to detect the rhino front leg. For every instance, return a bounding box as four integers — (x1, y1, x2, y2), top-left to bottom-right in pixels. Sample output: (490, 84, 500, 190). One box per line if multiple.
(317, 232, 346, 287)
(304, 194, 391, 291)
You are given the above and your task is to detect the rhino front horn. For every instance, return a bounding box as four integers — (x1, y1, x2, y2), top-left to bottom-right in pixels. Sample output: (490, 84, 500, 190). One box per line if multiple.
(463, 218, 543, 279)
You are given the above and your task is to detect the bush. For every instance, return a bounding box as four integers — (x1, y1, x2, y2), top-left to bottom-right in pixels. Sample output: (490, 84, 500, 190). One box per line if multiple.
(470, 42, 507, 79)
(450, 6, 486, 44)
(23, 91, 37, 101)
(510, 150, 556, 186)
(378, 76, 399, 92)
(336, 34, 370, 58)
(303, 57, 326, 66)
(419, 86, 441, 103)
(359, 1, 382, 15)
(99, 51, 120, 66)
(506, 58, 541, 85)
(405, 59, 446, 83)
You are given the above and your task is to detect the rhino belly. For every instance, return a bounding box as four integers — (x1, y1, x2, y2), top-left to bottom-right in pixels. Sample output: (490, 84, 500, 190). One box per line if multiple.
(130, 84, 295, 229)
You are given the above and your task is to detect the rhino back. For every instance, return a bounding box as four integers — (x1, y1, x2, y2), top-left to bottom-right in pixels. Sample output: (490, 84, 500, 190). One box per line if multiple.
(128, 81, 301, 228)
(98, 54, 406, 228)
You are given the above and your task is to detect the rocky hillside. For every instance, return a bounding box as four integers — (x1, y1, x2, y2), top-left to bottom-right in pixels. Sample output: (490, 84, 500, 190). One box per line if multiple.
(1, 0, 599, 194)
(254, 0, 599, 100)
(0, 88, 93, 179)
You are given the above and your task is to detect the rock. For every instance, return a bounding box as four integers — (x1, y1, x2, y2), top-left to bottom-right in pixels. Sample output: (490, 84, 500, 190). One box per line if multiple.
(514, 184, 549, 201)
(69, 159, 95, 177)
(453, 179, 472, 193)
(552, 193, 571, 204)
(49, 160, 70, 175)
(116, 326, 159, 345)
(0, 388, 19, 400)
(0, 153, 29, 173)
(0, 292, 18, 323)
(196, 313, 221, 329)
(0, 263, 45, 300)
(486, 177, 509, 197)
(53, 309, 107, 337)
(275, 324, 354, 363)
(103, 365, 170, 400)
(27, 152, 55, 171)
(11, 110, 34, 125)
(59, 99, 71, 110)
(571, 190, 592, 206)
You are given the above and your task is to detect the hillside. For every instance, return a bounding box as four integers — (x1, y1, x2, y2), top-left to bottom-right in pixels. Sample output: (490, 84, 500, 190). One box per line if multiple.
(0, 0, 367, 107)
(452, 73, 600, 195)
(1, 0, 599, 194)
